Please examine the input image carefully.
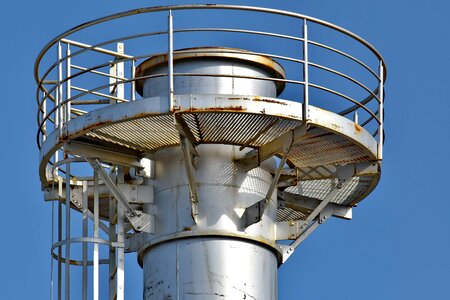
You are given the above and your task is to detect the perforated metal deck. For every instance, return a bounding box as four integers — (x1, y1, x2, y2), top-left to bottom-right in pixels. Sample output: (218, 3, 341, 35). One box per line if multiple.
(41, 93, 380, 222)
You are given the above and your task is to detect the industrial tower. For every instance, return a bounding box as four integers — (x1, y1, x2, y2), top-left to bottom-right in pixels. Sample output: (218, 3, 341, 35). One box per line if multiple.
(35, 5, 386, 299)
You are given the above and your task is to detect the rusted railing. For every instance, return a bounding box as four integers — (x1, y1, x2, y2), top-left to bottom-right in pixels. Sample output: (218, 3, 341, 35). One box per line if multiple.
(35, 4, 386, 155)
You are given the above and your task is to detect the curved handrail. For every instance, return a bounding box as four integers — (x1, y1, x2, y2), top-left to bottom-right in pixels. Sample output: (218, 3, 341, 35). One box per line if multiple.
(36, 45, 306, 141)
(34, 5, 387, 84)
(308, 62, 380, 103)
(309, 83, 381, 124)
(35, 4, 386, 166)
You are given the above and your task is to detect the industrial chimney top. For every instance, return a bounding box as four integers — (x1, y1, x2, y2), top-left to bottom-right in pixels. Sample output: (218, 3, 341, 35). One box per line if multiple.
(35, 5, 386, 299)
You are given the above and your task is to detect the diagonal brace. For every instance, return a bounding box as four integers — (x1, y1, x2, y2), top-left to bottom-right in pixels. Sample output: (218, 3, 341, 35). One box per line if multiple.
(174, 114, 200, 223)
(180, 136, 199, 222)
(87, 158, 153, 233)
(281, 165, 355, 262)
(241, 132, 293, 227)
(236, 123, 308, 172)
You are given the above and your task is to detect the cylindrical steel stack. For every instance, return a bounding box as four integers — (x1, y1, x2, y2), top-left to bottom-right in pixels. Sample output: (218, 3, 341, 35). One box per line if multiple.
(137, 50, 283, 298)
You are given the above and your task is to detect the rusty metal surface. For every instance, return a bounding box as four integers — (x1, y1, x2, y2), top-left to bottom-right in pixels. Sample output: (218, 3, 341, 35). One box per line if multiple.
(38, 94, 379, 190)
(135, 47, 287, 96)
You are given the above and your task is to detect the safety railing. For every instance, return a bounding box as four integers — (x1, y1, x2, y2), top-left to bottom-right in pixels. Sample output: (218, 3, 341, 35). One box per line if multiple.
(35, 5, 386, 157)
(47, 159, 126, 300)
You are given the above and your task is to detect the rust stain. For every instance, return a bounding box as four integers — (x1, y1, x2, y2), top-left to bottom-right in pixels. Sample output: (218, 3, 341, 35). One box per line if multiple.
(186, 106, 245, 112)
(228, 97, 250, 100)
(251, 96, 287, 105)
(354, 123, 362, 133)
(82, 120, 111, 132)
(323, 122, 343, 133)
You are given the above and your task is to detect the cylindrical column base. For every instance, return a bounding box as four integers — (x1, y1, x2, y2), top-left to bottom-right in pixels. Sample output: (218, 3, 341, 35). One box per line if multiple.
(143, 237, 278, 300)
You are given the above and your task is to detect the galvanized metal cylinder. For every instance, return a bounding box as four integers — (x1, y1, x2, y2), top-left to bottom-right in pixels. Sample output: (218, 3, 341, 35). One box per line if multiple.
(141, 145, 279, 299)
(135, 47, 286, 99)
(137, 49, 284, 299)
(143, 237, 278, 299)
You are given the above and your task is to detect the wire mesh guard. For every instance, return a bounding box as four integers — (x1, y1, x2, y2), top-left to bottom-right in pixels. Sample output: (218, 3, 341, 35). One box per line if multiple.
(34, 5, 386, 299)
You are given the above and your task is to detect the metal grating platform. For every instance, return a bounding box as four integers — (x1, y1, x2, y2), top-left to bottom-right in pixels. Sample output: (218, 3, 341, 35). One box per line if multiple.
(288, 128, 373, 168)
(277, 206, 309, 222)
(285, 175, 377, 206)
(80, 110, 375, 169)
(72, 107, 379, 211)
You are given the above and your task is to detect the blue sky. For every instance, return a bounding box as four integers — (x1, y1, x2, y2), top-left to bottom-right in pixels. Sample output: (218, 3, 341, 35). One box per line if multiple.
(1, 0, 449, 299)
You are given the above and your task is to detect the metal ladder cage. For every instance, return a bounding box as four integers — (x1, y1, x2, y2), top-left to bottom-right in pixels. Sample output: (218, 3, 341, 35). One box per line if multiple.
(34, 5, 386, 299)
(46, 159, 130, 300)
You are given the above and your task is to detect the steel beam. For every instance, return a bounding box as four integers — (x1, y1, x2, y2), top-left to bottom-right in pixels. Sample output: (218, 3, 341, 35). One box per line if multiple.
(279, 164, 358, 262)
(65, 141, 143, 169)
(179, 136, 199, 222)
(65, 162, 71, 300)
(108, 193, 117, 300)
(175, 113, 200, 223)
(93, 170, 99, 300)
(88, 159, 153, 233)
(237, 123, 308, 171)
(117, 204, 125, 300)
(282, 192, 352, 220)
(242, 132, 293, 226)
(82, 181, 88, 300)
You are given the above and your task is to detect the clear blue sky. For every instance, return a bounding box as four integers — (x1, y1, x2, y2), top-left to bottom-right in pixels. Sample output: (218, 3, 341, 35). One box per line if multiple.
(1, 0, 449, 299)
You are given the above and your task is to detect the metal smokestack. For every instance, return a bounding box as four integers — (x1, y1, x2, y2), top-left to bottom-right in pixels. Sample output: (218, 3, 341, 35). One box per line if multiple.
(136, 48, 285, 298)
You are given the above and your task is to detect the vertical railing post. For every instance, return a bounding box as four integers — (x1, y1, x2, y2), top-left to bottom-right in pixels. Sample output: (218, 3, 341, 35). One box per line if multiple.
(117, 204, 125, 300)
(109, 58, 117, 104)
(57, 197, 62, 300)
(42, 91, 47, 142)
(109, 193, 117, 300)
(55, 42, 61, 130)
(50, 180, 55, 300)
(378, 61, 384, 160)
(93, 170, 99, 300)
(57, 41, 63, 133)
(168, 10, 175, 110)
(116, 167, 125, 300)
(65, 161, 71, 300)
(82, 180, 88, 300)
(303, 19, 309, 121)
(66, 44, 71, 122)
(131, 59, 136, 101)
(116, 43, 125, 101)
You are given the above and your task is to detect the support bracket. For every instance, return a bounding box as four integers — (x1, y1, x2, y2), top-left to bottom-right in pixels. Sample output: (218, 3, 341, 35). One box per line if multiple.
(175, 114, 200, 223)
(279, 164, 355, 263)
(65, 140, 143, 169)
(281, 192, 352, 221)
(236, 123, 308, 172)
(241, 132, 294, 227)
(87, 158, 154, 233)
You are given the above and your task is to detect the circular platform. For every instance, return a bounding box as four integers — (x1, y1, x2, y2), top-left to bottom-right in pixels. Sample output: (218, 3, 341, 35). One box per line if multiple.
(39, 93, 380, 223)
(35, 4, 385, 224)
